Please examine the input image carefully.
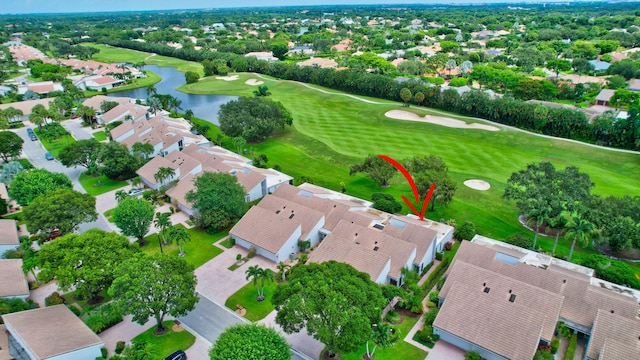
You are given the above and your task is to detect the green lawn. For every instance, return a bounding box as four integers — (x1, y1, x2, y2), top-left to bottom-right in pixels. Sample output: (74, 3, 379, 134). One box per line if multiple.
(78, 173, 128, 196)
(224, 280, 277, 322)
(2, 211, 25, 225)
(141, 225, 226, 268)
(178, 72, 640, 260)
(340, 315, 427, 360)
(92, 131, 107, 142)
(132, 320, 195, 359)
(219, 237, 235, 249)
(87, 43, 202, 75)
(34, 129, 76, 158)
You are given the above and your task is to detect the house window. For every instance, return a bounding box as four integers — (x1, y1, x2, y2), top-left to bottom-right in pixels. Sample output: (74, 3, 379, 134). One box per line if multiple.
(178, 139, 184, 151)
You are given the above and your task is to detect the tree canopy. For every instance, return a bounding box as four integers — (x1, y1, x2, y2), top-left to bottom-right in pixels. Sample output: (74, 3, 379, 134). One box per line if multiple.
(97, 142, 140, 180)
(0, 131, 24, 163)
(109, 253, 198, 334)
(350, 155, 397, 187)
(209, 324, 291, 360)
(38, 229, 139, 302)
(9, 169, 72, 206)
(272, 261, 386, 356)
(24, 189, 97, 236)
(58, 139, 103, 171)
(218, 96, 293, 143)
(112, 197, 155, 244)
(185, 172, 246, 231)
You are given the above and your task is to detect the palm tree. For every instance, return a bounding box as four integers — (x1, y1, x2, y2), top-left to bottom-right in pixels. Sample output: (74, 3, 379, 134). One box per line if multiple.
(366, 322, 394, 360)
(184, 109, 194, 121)
(114, 190, 128, 203)
(154, 212, 172, 249)
(547, 215, 568, 256)
(132, 142, 154, 159)
(527, 203, 551, 250)
(566, 215, 595, 262)
(232, 136, 246, 154)
(131, 176, 142, 189)
(169, 97, 182, 113)
(29, 112, 45, 131)
(0, 160, 24, 183)
(253, 85, 271, 97)
(146, 97, 162, 116)
(276, 262, 290, 281)
(445, 59, 457, 76)
(146, 85, 157, 97)
(168, 226, 191, 256)
(245, 265, 274, 301)
(154, 167, 175, 190)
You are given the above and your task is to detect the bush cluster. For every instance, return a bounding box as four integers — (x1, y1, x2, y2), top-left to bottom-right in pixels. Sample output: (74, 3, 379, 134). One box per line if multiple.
(44, 292, 65, 306)
(83, 303, 124, 333)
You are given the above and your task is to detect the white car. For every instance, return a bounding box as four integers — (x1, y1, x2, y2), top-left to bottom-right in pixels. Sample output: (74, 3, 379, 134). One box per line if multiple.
(127, 188, 145, 196)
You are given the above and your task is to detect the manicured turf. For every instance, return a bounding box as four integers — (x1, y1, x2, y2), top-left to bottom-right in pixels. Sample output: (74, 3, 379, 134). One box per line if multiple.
(224, 280, 277, 322)
(340, 315, 427, 360)
(87, 43, 203, 74)
(78, 173, 128, 196)
(219, 237, 235, 249)
(34, 129, 76, 158)
(141, 225, 226, 268)
(92, 131, 107, 141)
(132, 320, 196, 359)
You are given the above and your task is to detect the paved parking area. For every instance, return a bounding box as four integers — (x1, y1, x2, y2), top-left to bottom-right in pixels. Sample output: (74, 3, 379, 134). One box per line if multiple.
(425, 340, 466, 360)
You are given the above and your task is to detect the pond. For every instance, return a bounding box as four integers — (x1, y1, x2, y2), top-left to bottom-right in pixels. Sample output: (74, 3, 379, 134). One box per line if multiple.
(111, 65, 237, 125)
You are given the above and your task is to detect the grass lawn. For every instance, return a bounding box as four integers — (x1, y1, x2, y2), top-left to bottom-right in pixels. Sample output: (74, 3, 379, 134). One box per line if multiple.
(340, 315, 427, 360)
(103, 209, 115, 223)
(78, 173, 128, 196)
(132, 320, 195, 359)
(219, 237, 234, 249)
(34, 129, 75, 158)
(178, 72, 640, 262)
(141, 225, 226, 268)
(87, 43, 202, 75)
(224, 280, 277, 322)
(92, 130, 107, 141)
(2, 211, 25, 225)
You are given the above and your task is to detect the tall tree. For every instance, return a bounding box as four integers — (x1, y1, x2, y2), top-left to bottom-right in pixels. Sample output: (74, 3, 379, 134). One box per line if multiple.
(154, 166, 176, 189)
(399, 87, 412, 107)
(57, 139, 103, 171)
(168, 225, 191, 256)
(566, 215, 595, 261)
(38, 229, 139, 303)
(154, 212, 172, 250)
(245, 265, 274, 301)
(350, 155, 397, 187)
(218, 97, 293, 142)
(185, 172, 246, 231)
(24, 189, 97, 236)
(96, 142, 140, 180)
(9, 169, 72, 206)
(0, 131, 23, 163)
(209, 324, 291, 360)
(272, 261, 386, 357)
(109, 253, 198, 334)
(547, 215, 568, 256)
(112, 198, 155, 245)
(526, 199, 552, 250)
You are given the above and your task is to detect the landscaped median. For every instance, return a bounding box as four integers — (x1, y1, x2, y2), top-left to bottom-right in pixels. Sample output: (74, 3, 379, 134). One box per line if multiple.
(132, 320, 195, 359)
(141, 225, 226, 268)
(79, 172, 127, 196)
(34, 125, 76, 158)
(224, 280, 277, 322)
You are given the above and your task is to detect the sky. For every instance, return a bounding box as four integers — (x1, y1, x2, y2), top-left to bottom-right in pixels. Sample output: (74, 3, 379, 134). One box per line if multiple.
(1, 0, 577, 15)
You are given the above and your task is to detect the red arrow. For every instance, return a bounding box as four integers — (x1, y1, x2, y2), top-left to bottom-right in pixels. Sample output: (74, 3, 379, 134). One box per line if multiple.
(378, 155, 436, 220)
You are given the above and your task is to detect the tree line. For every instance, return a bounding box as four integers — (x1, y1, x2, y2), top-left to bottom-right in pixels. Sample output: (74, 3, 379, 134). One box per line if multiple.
(94, 38, 639, 150)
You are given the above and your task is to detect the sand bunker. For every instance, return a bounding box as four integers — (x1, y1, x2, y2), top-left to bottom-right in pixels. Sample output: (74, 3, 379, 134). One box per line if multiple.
(385, 110, 500, 131)
(245, 78, 264, 86)
(216, 75, 239, 81)
(464, 179, 491, 191)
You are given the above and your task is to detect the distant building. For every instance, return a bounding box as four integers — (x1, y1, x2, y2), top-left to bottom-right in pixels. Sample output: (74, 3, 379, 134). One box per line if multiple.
(297, 57, 338, 69)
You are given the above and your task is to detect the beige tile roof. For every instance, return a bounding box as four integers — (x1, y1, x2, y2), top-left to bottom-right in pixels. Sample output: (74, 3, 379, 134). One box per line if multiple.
(309, 233, 391, 282)
(201, 162, 265, 194)
(440, 261, 563, 342)
(166, 173, 196, 210)
(2, 305, 103, 359)
(100, 103, 148, 124)
(230, 205, 302, 253)
(587, 309, 640, 360)
(0, 259, 29, 298)
(382, 216, 437, 264)
(109, 118, 136, 140)
(328, 220, 415, 279)
(81, 95, 131, 112)
(181, 143, 250, 163)
(0, 182, 8, 201)
(253, 194, 324, 241)
(434, 283, 543, 360)
(0, 98, 52, 116)
(136, 156, 173, 186)
(0, 219, 19, 245)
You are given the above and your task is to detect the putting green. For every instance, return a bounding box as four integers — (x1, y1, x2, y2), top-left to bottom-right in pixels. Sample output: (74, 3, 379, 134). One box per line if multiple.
(180, 72, 640, 251)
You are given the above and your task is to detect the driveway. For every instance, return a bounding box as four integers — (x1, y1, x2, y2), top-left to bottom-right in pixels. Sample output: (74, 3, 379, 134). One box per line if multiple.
(59, 118, 94, 140)
(179, 294, 247, 344)
(13, 123, 112, 233)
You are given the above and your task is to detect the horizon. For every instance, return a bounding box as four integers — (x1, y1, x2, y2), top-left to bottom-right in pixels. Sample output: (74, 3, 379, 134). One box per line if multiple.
(0, 0, 617, 15)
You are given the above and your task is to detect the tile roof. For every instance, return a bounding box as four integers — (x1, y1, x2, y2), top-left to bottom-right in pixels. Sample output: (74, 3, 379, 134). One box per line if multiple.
(434, 282, 543, 360)
(2, 305, 103, 359)
(99, 103, 148, 124)
(595, 89, 616, 102)
(0, 98, 53, 115)
(230, 205, 303, 253)
(0, 219, 19, 245)
(587, 309, 640, 360)
(0, 259, 29, 298)
(252, 194, 324, 241)
(81, 95, 132, 112)
(165, 173, 196, 210)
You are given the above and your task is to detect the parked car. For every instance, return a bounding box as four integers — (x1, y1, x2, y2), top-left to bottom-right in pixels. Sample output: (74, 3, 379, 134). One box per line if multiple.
(164, 350, 186, 360)
(30, 134, 38, 141)
(45, 152, 54, 161)
(43, 229, 61, 242)
(127, 188, 145, 196)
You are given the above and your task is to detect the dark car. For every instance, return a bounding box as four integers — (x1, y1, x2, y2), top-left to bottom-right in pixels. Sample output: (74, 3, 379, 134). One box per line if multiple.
(164, 350, 187, 360)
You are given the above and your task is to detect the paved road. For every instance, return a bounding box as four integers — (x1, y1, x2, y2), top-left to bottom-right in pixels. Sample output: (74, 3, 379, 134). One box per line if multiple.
(179, 294, 247, 343)
(14, 124, 112, 233)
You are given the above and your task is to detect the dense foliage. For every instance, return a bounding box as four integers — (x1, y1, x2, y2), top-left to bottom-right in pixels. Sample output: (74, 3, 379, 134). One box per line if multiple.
(218, 96, 293, 143)
(209, 324, 291, 360)
(185, 172, 246, 231)
(9, 169, 72, 206)
(24, 188, 97, 236)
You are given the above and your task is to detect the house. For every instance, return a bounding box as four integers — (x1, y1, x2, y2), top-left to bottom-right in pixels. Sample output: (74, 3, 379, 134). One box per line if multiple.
(81, 95, 134, 115)
(244, 52, 278, 62)
(77, 75, 124, 91)
(589, 60, 611, 73)
(0, 259, 29, 300)
(297, 57, 339, 69)
(17, 81, 63, 96)
(433, 236, 640, 360)
(0, 219, 19, 256)
(110, 114, 208, 157)
(0, 98, 53, 123)
(3, 305, 104, 360)
(595, 89, 616, 107)
(230, 183, 451, 284)
(627, 79, 640, 92)
(97, 102, 149, 125)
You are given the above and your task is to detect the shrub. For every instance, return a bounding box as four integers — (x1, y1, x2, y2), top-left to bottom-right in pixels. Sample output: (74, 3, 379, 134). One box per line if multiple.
(426, 301, 436, 308)
(449, 77, 469, 87)
(534, 350, 555, 360)
(45, 292, 65, 306)
(565, 334, 577, 360)
(83, 303, 124, 333)
(371, 193, 402, 213)
(454, 221, 476, 240)
(465, 351, 481, 360)
(67, 305, 82, 317)
(385, 309, 400, 323)
(436, 276, 447, 290)
(557, 321, 571, 338)
(229, 237, 236, 246)
(236, 253, 242, 261)
(551, 337, 560, 354)
(247, 246, 256, 259)
(424, 76, 445, 85)
(298, 240, 311, 252)
(423, 307, 439, 326)
(101, 348, 108, 358)
(435, 251, 443, 261)
(505, 233, 533, 249)
(428, 291, 440, 303)
(115, 341, 126, 354)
